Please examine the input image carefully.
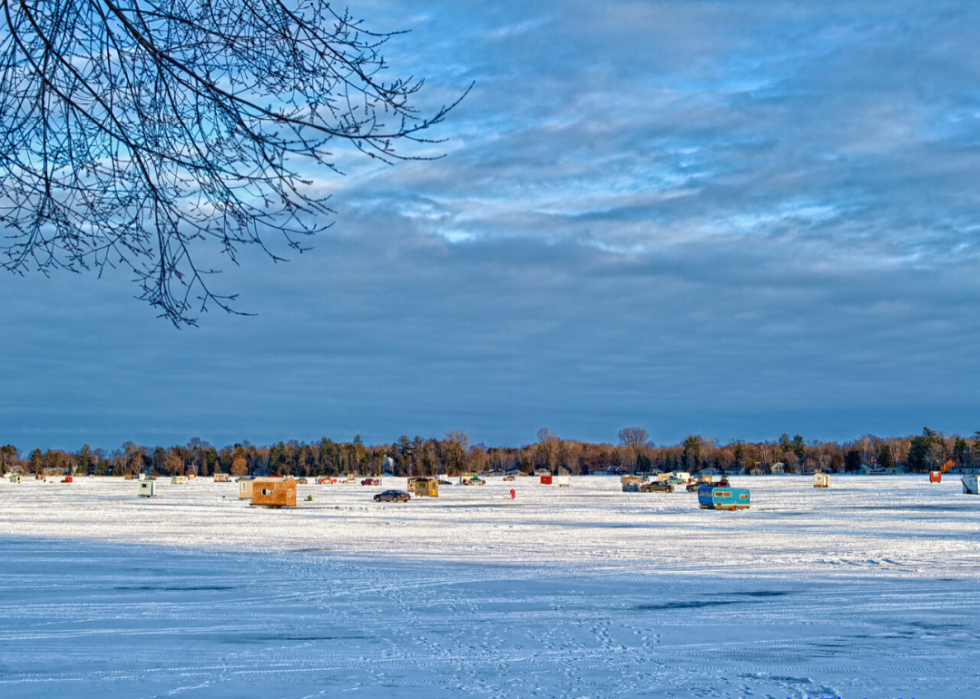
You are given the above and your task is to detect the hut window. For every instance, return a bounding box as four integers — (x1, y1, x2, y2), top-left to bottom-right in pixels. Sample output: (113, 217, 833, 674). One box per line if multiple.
(261, 488, 273, 495)
(739, 494, 748, 500)
(717, 491, 729, 497)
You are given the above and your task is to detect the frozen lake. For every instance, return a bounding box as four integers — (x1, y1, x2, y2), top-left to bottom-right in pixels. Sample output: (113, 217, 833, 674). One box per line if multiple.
(1, 475, 978, 697)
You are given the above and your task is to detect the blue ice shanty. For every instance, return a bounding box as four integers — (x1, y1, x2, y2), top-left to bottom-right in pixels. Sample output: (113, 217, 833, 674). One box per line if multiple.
(698, 486, 750, 510)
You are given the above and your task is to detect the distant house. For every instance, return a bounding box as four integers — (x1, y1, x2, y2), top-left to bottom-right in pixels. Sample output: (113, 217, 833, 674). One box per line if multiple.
(505, 469, 522, 478)
(533, 468, 551, 476)
(770, 463, 785, 475)
(699, 467, 721, 476)
(487, 469, 506, 477)
(749, 468, 764, 476)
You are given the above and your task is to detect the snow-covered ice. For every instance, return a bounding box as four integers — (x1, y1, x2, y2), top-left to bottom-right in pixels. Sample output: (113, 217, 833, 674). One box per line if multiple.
(1, 475, 978, 697)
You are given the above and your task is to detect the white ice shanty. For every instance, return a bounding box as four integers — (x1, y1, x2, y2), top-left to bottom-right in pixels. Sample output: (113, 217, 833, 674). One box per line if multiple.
(962, 474, 979, 494)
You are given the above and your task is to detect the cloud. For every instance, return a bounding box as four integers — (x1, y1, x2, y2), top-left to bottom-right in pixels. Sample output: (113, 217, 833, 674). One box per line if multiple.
(2, 0, 980, 449)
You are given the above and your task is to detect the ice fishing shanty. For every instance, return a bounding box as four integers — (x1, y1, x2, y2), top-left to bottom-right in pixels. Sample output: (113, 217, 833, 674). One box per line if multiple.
(251, 478, 297, 508)
(814, 473, 830, 488)
(8, 474, 22, 484)
(238, 477, 280, 500)
(698, 486, 750, 510)
(238, 478, 255, 499)
(171, 476, 188, 485)
(138, 481, 156, 497)
(930, 471, 942, 483)
(962, 474, 979, 494)
(622, 476, 644, 492)
(412, 477, 439, 497)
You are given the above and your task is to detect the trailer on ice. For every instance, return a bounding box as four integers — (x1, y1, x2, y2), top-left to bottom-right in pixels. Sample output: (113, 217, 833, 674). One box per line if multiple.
(962, 474, 979, 494)
(698, 486, 750, 510)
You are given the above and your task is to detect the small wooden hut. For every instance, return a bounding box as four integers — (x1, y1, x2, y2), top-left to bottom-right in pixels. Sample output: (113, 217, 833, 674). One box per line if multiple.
(814, 473, 830, 488)
(238, 477, 279, 499)
(929, 471, 942, 483)
(138, 481, 156, 497)
(251, 478, 297, 508)
(413, 477, 439, 497)
(9, 474, 22, 484)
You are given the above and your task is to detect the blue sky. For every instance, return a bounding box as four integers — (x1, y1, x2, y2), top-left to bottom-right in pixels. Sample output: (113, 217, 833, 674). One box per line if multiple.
(2, 0, 979, 450)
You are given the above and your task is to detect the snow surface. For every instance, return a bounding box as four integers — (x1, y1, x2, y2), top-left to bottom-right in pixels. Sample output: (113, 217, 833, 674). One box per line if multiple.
(1, 475, 978, 698)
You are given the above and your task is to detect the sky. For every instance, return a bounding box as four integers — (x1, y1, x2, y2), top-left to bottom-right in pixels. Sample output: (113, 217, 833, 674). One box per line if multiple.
(2, 0, 980, 451)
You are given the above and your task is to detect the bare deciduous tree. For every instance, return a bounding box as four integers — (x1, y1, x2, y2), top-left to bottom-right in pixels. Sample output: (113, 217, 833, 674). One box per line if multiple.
(0, 0, 467, 324)
(617, 427, 649, 474)
(443, 430, 469, 475)
(161, 448, 184, 476)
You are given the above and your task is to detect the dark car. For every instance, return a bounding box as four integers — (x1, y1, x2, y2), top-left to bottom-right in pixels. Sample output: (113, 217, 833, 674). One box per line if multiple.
(640, 482, 674, 493)
(361, 478, 380, 486)
(374, 490, 411, 502)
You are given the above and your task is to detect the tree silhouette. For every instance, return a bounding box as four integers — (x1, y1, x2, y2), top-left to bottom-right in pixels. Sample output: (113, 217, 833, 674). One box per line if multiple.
(0, 0, 467, 324)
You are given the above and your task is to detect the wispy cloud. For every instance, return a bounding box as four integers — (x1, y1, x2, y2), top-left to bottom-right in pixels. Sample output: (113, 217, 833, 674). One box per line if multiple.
(2, 0, 980, 448)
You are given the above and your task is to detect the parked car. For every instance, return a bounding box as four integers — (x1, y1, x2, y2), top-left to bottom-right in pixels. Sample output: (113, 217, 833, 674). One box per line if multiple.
(317, 477, 338, 484)
(462, 477, 486, 486)
(503, 476, 516, 481)
(361, 478, 380, 486)
(686, 482, 702, 492)
(296, 478, 308, 484)
(374, 490, 410, 502)
(640, 482, 674, 493)
(438, 479, 453, 486)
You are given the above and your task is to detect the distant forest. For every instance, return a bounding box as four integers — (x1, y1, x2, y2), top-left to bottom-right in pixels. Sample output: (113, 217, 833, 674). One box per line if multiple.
(2, 427, 979, 478)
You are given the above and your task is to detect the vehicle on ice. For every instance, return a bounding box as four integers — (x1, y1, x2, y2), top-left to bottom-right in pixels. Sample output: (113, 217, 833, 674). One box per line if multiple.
(640, 482, 674, 493)
(374, 490, 411, 502)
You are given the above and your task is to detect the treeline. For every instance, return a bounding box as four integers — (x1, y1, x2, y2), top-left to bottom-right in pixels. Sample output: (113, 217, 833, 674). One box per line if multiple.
(1, 427, 979, 478)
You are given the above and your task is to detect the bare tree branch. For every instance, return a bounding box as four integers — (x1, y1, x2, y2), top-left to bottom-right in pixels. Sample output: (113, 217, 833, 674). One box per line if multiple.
(0, 0, 469, 325)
